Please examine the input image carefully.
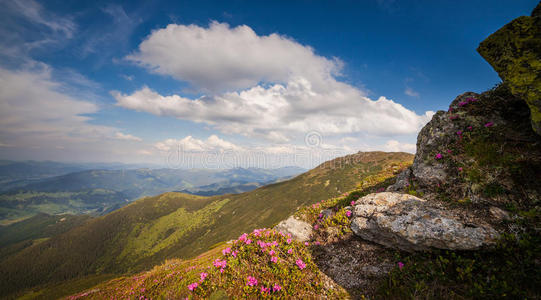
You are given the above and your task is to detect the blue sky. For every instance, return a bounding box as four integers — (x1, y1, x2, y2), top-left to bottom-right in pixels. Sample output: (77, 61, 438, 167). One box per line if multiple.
(0, 0, 537, 168)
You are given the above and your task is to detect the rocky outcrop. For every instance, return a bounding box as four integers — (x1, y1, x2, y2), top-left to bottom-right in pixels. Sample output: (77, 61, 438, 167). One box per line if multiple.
(386, 84, 541, 209)
(350, 192, 499, 252)
(477, 2, 541, 135)
(274, 216, 313, 242)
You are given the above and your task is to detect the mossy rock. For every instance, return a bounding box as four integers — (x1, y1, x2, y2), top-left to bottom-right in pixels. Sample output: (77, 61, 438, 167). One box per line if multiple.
(477, 2, 541, 135)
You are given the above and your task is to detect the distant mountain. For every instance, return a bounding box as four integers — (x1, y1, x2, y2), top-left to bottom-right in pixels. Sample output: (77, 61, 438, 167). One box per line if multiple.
(0, 166, 305, 221)
(0, 152, 412, 297)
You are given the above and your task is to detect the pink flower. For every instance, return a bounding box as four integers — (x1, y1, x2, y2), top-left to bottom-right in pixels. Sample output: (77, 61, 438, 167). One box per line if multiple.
(287, 249, 293, 254)
(398, 262, 405, 270)
(318, 213, 323, 219)
(448, 107, 454, 112)
(377, 187, 385, 193)
(467, 126, 473, 130)
(270, 256, 278, 263)
(346, 211, 352, 217)
(222, 247, 231, 255)
(449, 115, 459, 120)
(458, 167, 463, 171)
(350, 200, 355, 206)
(304, 242, 309, 246)
(296, 259, 306, 270)
(232, 250, 238, 257)
(247, 276, 258, 286)
(273, 284, 282, 292)
(188, 282, 198, 291)
(456, 130, 462, 135)
(238, 233, 247, 242)
(245, 239, 252, 245)
(200, 272, 208, 282)
(484, 122, 494, 127)
(314, 241, 321, 245)
(313, 224, 319, 230)
(458, 101, 467, 107)
(466, 97, 478, 102)
(213, 259, 227, 268)
(446, 149, 453, 154)
(220, 268, 225, 273)
(269, 249, 275, 256)
(261, 286, 270, 294)
(286, 238, 292, 244)
(435, 153, 443, 159)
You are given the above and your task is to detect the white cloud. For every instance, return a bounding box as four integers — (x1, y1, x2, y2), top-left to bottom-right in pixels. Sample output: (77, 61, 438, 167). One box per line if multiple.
(154, 135, 242, 152)
(115, 132, 142, 142)
(126, 21, 342, 92)
(404, 87, 420, 97)
(117, 22, 434, 144)
(382, 140, 416, 153)
(9, 0, 76, 38)
(0, 65, 153, 162)
(114, 79, 433, 142)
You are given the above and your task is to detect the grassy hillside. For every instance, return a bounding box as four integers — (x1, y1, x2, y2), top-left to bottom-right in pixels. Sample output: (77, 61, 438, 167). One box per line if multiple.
(0, 213, 91, 260)
(0, 151, 412, 298)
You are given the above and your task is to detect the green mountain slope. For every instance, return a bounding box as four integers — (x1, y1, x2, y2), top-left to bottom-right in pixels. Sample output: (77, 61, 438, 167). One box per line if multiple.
(0, 213, 91, 260)
(0, 151, 412, 298)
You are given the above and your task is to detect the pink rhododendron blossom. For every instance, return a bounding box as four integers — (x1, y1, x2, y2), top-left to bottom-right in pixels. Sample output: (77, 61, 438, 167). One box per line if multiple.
(458, 167, 463, 171)
(200, 272, 208, 281)
(222, 247, 231, 255)
(350, 200, 355, 206)
(458, 101, 467, 107)
(398, 262, 405, 270)
(270, 256, 278, 263)
(435, 153, 443, 159)
(213, 259, 227, 268)
(304, 242, 309, 246)
(269, 249, 275, 256)
(245, 239, 252, 245)
(238, 233, 247, 242)
(485, 122, 494, 127)
(188, 282, 198, 291)
(247, 276, 258, 286)
(314, 224, 319, 230)
(287, 249, 293, 254)
(261, 286, 270, 294)
(273, 284, 282, 292)
(468, 126, 473, 130)
(318, 213, 323, 219)
(286, 238, 292, 244)
(346, 211, 352, 217)
(232, 250, 238, 257)
(450, 115, 459, 120)
(296, 259, 306, 270)
(447, 149, 453, 153)
(457, 130, 462, 135)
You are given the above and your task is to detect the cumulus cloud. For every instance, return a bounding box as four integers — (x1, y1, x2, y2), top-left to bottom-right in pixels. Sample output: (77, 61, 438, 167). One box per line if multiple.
(114, 79, 433, 142)
(117, 22, 434, 144)
(382, 139, 416, 153)
(126, 21, 342, 92)
(115, 132, 142, 142)
(154, 135, 242, 152)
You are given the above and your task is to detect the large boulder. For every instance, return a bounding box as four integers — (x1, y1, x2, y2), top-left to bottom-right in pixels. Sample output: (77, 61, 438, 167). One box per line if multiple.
(351, 192, 499, 252)
(274, 216, 313, 242)
(477, 2, 541, 135)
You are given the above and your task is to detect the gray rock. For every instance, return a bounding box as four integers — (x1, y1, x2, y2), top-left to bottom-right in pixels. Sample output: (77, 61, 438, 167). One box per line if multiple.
(386, 168, 411, 192)
(489, 206, 511, 221)
(351, 192, 499, 252)
(320, 209, 333, 218)
(274, 216, 313, 242)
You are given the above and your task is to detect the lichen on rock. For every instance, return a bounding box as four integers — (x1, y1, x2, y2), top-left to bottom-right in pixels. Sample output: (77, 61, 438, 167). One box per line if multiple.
(350, 192, 499, 252)
(477, 2, 541, 135)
